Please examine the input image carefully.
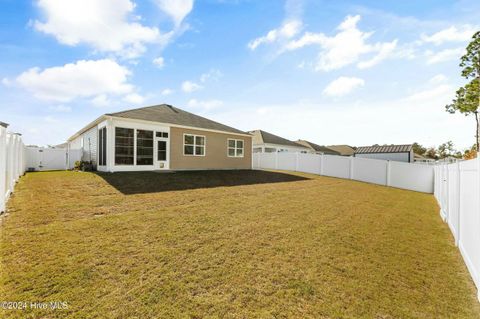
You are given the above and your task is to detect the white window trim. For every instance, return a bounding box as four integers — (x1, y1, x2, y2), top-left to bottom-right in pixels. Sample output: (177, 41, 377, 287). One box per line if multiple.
(183, 133, 206, 157)
(227, 138, 244, 158)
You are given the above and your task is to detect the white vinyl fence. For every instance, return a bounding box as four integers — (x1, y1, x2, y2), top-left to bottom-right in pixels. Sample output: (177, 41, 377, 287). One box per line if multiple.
(253, 152, 434, 193)
(25, 147, 82, 171)
(0, 123, 26, 213)
(435, 158, 480, 299)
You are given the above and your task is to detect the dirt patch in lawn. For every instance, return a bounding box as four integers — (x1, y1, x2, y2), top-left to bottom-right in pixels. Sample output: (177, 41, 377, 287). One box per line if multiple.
(1, 170, 479, 318)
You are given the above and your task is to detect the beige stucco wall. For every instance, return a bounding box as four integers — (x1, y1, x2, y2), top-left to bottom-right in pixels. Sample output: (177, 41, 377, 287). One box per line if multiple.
(170, 127, 252, 170)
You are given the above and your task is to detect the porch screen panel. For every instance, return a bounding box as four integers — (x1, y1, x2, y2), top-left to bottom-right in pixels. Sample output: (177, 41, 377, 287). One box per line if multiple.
(115, 127, 134, 165)
(98, 127, 107, 166)
(136, 130, 153, 165)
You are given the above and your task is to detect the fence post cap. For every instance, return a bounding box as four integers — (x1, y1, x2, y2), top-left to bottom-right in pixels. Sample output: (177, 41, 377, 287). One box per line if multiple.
(0, 121, 9, 128)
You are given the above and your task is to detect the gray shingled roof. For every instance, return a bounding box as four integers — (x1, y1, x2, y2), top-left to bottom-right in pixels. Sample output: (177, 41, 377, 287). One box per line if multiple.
(296, 140, 341, 155)
(249, 130, 304, 148)
(327, 145, 355, 156)
(107, 104, 247, 135)
(355, 144, 413, 154)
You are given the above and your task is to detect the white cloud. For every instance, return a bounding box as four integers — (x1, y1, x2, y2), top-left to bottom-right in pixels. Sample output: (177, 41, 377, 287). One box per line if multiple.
(323, 76, 365, 97)
(248, 20, 302, 50)
(405, 84, 453, 103)
(91, 94, 111, 107)
(1, 78, 12, 86)
(14, 59, 134, 102)
(161, 88, 174, 96)
(357, 40, 398, 69)
(154, 0, 194, 27)
(429, 74, 448, 84)
(123, 93, 145, 105)
(425, 47, 465, 64)
(421, 25, 478, 45)
(187, 99, 223, 110)
(284, 15, 398, 71)
(48, 105, 72, 112)
(181, 80, 203, 93)
(153, 57, 165, 68)
(200, 69, 223, 83)
(33, 0, 162, 58)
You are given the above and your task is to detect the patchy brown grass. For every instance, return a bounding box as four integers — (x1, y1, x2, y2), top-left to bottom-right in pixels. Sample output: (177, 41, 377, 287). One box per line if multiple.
(0, 170, 479, 319)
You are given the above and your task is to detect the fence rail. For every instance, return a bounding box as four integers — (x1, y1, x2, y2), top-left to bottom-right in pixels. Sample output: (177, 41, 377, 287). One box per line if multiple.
(434, 158, 480, 300)
(0, 123, 26, 213)
(253, 152, 434, 193)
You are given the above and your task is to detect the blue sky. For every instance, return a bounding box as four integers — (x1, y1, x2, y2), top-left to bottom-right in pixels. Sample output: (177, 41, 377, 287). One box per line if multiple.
(1, 0, 479, 149)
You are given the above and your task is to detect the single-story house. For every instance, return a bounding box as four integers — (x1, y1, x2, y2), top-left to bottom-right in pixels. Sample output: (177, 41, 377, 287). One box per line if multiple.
(326, 145, 355, 156)
(249, 130, 310, 153)
(67, 104, 252, 172)
(354, 144, 414, 163)
(295, 140, 341, 155)
(414, 153, 435, 164)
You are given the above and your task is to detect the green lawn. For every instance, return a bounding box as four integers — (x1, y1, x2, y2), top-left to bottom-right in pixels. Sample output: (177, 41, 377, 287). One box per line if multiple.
(1, 170, 479, 318)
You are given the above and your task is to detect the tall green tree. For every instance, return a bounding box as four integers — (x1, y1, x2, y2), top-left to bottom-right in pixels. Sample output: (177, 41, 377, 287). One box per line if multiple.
(446, 31, 480, 151)
(412, 142, 427, 155)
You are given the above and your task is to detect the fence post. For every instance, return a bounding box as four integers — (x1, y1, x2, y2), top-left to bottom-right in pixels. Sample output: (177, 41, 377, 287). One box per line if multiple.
(456, 161, 461, 246)
(349, 157, 354, 180)
(295, 152, 299, 172)
(0, 123, 7, 213)
(320, 155, 325, 176)
(386, 160, 391, 186)
(275, 151, 278, 170)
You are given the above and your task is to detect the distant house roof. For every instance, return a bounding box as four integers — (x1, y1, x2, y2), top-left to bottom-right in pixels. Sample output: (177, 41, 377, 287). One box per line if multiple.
(249, 130, 306, 148)
(355, 144, 413, 154)
(295, 140, 340, 155)
(327, 145, 355, 156)
(69, 104, 249, 141)
(0, 121, 8, 128)
(107, 104, 247, 135)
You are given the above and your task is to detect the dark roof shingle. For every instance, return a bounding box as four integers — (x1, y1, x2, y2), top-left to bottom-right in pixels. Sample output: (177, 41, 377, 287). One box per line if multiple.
(296, 140, 341, 155)
(355, 144, 413, 154)
(107, 104, 247, 135)
(249, 130, 305, 148)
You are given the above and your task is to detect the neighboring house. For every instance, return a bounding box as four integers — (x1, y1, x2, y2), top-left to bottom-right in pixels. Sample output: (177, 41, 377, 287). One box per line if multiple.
(414, 153, 436, 164)
(249, 130, 310, 153)
(67, 104, 252, 172)
(327, 145, 355, 156)
(295, 140, 341, 155)
(354, 144, 414, 163)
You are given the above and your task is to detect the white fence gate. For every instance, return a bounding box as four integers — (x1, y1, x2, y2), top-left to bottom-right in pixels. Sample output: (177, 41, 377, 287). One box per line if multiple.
(0, 123, 26, 213)
(435, 158, 480, 300)
(253, 153, 434, 193)
(25, 147, 82, 171)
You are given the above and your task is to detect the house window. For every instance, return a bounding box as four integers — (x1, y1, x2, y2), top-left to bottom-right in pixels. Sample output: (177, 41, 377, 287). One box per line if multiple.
(115, 127, 134, 165)
(228, 139, 244, 157)
(98, 127, 107, 166)
(136, 130, 153, 165)
(184, 134, 205, 156)
(156, 132, 169, 138)
(265, 148, 276, 153)
(253, 147, 262, 153)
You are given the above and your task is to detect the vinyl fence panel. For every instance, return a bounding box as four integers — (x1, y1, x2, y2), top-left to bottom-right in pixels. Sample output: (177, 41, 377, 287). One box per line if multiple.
(0, 125, 7, 212)
(277, 152, 297, 171)
(25, 147, 83, 171)
(389, 161, 434, 193)
(253, 152, 434, 193)
(297, 153, 322, 174)
(322, 155, 351, 179)
(435, 158, 480, 301)
(351, 157, 388, 185)
(0, 128, 26, 214)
